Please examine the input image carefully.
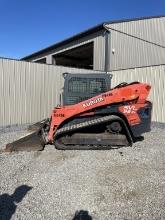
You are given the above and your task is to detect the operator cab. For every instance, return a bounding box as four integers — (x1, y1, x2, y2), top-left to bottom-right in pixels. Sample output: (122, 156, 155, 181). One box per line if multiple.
(62, 73, 112, 105)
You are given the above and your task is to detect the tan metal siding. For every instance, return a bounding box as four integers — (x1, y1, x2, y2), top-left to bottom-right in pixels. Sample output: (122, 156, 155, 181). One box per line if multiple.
(93, 33, 105, 71)
(106, 17, 165, 70)
(109, 17, 165, 46)
(0, 58, 102, 127)
(1, 58, 165, 126)
(110, 65, 165, 122)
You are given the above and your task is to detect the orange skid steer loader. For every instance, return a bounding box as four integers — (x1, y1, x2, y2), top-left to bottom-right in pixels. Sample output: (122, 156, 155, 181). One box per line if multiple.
(5, 73, 152, 151)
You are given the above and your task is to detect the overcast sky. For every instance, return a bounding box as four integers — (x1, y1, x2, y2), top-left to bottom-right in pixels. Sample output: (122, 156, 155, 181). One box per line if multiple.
(0, 0, 165, 59)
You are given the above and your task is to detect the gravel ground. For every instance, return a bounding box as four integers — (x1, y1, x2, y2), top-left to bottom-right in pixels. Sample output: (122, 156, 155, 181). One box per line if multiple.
(0, 123, 165, 220)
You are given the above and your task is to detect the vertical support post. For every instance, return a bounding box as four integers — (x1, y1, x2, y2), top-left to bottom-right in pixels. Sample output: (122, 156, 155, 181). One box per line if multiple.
(46, 55, 53, 64)
(104, 29, 111, 73)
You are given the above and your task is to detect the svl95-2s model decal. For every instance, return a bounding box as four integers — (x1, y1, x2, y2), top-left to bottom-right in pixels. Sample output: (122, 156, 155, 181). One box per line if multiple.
(123, 105, 137, 114)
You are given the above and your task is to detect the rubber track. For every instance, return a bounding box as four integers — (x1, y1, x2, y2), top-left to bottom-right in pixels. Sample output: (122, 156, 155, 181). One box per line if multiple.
(55, 115, 116, 135)
(54, 115, 133, 149)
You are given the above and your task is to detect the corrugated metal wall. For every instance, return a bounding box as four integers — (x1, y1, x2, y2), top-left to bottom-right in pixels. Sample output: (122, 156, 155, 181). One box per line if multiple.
(1, 58, 165, 126)
(93, 32, 106, 71)
(106, 17, 165, 71)
(110, 65, 165, 122)
(0, 58, 102, 127)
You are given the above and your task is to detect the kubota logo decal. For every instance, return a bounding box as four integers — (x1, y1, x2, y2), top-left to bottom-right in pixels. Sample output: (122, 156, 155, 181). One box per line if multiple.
(82, 97, 104, 108)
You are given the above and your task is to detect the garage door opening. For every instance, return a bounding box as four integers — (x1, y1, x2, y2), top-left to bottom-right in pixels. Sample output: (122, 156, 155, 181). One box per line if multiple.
(53, 42, 94, 69)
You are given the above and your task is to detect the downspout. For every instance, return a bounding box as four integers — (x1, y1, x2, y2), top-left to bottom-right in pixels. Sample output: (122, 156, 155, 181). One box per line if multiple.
(103, 23, 111, 74)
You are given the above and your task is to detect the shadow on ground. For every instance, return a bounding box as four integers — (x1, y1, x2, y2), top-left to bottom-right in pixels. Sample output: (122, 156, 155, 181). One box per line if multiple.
(0, 185, 32, 220)
(72, 210, 92, 220)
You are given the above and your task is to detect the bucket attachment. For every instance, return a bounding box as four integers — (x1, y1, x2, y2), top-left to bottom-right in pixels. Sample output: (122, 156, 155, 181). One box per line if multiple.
(5, 130, 46, 152)
(28, 118, 49, 132)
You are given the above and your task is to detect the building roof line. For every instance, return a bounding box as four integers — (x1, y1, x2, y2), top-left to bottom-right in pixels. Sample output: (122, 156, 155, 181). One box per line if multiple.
(105, 15, 165, 25)
(22, 15, 165, 60)
(21, 23, 105, 60)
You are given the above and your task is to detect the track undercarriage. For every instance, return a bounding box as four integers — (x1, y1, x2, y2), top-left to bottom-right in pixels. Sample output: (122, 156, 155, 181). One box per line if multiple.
(54, 115, 133, 150)
(4, 115, 133, 152)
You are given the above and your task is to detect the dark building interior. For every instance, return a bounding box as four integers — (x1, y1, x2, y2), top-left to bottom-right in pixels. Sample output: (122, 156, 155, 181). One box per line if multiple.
(52, 42, 94, 69)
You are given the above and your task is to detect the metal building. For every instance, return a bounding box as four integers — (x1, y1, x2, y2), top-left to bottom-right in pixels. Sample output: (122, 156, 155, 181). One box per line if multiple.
(22, 15, 165, 72)
(1, 15, 164, 127)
